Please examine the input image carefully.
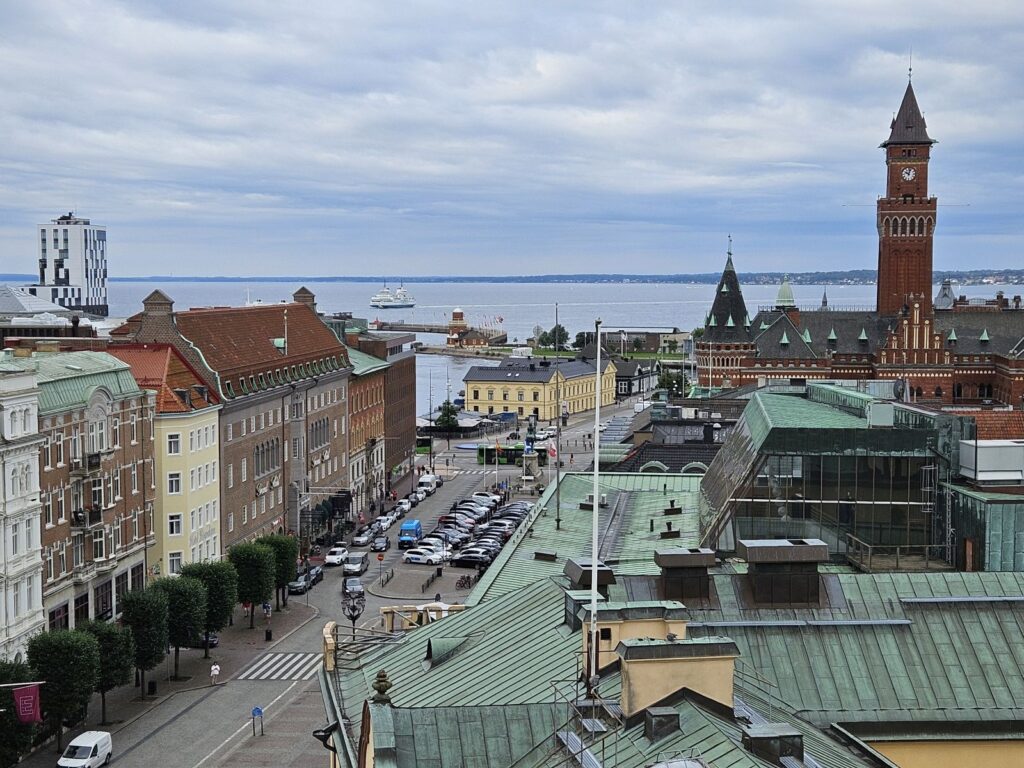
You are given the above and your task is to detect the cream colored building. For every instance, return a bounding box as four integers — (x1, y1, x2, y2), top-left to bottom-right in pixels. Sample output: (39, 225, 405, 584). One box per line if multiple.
(109, 345, 222, 575)
(463, 358, 616, 421)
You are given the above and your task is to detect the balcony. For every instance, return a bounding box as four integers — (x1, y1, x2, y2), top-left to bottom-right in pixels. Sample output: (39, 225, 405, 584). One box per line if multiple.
(70, 507, 104, 530)
(95, 557, 117, 574)
(72, 561, 97, 584)
(70, 452, 102, 478)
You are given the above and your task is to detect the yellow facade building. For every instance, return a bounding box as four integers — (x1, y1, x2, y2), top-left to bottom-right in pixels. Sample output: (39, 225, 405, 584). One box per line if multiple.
(463, 358, 616, 420)
(110, 345, 222, 576)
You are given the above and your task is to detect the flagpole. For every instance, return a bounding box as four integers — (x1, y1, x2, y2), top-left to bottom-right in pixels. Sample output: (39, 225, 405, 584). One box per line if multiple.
(554, 302, 562, 530)
(590, 317, 602, 693)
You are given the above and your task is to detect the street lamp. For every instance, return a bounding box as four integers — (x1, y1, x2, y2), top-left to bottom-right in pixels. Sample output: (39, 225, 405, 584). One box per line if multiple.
(342, 592, 366, 641)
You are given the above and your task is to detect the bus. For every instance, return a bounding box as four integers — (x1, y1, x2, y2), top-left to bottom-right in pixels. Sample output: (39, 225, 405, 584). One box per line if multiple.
(476, 443, 548, 467)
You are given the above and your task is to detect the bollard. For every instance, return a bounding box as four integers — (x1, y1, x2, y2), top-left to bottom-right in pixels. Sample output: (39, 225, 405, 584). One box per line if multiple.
(265, 629, 273, 642)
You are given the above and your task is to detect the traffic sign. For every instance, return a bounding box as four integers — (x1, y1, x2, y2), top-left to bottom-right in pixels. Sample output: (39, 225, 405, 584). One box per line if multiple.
(252, 706, 264, 718)
(377, 553, 385, 561)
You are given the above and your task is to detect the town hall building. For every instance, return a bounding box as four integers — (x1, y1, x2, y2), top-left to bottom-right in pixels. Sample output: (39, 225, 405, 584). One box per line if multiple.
(696, 80, 1024, 407)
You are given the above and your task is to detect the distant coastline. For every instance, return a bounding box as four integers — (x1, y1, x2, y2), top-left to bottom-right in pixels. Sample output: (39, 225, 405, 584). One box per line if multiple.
(2, 270, 1023, 286)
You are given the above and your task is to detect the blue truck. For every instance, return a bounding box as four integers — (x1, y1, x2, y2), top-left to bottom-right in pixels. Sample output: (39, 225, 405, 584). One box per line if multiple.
(398, 520, 422, 549)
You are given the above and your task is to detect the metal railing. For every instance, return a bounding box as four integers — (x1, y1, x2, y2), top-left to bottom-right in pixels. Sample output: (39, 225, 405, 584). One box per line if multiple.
(846, 534, 952, 573)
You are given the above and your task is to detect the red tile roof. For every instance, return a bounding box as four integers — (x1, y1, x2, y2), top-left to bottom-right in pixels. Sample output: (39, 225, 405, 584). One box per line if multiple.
(950, 409, 1024, 440)
(107, 344, 219, 414)
(172, 302, 349, 398)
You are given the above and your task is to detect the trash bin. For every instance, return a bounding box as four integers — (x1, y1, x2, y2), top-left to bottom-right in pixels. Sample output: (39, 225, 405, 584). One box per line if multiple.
(147, 680, 157, 696)
(265, 629, 273, 642)
(435, 567, 443, 578)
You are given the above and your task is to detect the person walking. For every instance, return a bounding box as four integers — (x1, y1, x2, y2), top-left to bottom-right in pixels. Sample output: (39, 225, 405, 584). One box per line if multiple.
(210, 663, 221, 686)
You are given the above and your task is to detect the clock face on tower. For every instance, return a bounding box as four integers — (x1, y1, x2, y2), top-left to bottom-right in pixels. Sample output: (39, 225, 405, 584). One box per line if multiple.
(902, 167, 916, 181)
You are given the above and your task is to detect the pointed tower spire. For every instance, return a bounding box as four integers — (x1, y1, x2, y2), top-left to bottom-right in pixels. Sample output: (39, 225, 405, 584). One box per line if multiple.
(703, 241, 751, 344)
(882, 80, 935, 146)
(821, 288, 829, 310)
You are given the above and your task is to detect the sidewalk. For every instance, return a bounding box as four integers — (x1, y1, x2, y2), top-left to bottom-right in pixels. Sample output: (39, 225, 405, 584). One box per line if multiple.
(26, 599, 319, 762)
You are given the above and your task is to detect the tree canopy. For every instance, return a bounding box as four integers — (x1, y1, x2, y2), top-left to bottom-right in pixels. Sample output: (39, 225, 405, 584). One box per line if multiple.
(152, 576, 207, 679)
(0, 659, 35, 767)
(229, 542, 276, 628)
(121, 587, 168, 698)
(28, 630, 99, 750)
(180, 560, 239, 657)
(256, 534, 300, 608)
(83, 620, 135, 725)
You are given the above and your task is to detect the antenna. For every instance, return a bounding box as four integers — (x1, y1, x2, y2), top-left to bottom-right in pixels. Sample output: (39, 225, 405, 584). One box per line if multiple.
(727, 233, 732, 256)
(908, 47, 913, 81)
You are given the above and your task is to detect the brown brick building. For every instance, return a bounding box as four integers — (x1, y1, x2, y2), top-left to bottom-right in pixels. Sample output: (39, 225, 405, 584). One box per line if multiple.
(112, 289, 352, 551)
(696, 81, 1024, 408)
(345, 348, 388, 522)
(2, 347, 157, 630)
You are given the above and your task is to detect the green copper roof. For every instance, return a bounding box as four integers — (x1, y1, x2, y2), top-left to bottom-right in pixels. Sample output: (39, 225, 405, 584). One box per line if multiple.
(720, 282, 729, 293)
(759, 320, 770, 330)
(802, 328, 812, 343)
(744, 314, 751, 327)
(779, 330, 789, 345)
(858, 327, 868, 341)
(708, 313, 717, 327)
(980, 328, 990, 342)
(948, 328, 958, 342)
(726, 314, 735, 327)
(346, 346, 390, 376)
(775, 275, 795, 307)
(0, 350, 143, 414)
(828, 327, 837, 341)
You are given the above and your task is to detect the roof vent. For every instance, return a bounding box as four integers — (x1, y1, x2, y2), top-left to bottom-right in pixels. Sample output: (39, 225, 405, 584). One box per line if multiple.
(563, 558, 616, 595)
(534, 549, 557, 562)
(737, 539, 828, 606)
(644, 707, 680, 742)
(422, 636, 471, 671)
(656, 548, 715, 602)
(742, 724, 804, 765)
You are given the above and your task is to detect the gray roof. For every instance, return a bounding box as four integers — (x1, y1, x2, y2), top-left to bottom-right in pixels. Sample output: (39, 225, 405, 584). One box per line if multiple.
(704, 254, 752, 344)
(751, 309, 893, 357)
(882, 80, 935, 146)
(933, 310, 1024, 356)
(463, 357, 612, 384)
(0, 284, 71, 316)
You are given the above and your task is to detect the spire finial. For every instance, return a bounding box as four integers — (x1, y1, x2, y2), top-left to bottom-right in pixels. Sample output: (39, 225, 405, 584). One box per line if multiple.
(908, 47, 913, 81)
(727, 233, 732, 257)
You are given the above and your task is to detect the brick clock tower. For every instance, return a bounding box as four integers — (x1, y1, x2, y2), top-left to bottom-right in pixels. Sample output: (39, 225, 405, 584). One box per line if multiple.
(876, 80, 937, 316)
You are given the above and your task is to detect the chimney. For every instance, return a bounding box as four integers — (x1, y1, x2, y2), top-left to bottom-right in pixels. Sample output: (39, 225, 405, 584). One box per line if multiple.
(142, 290, 174, 317)
(71, 315, 80, 336)
(562, 557, 615, 598)
(644, 707, 680, 742)
(292, 287, 317, 313)
(656, 548, 715, 602)
(577, 600, 688, 672)
(616, 636, 739, 717)
(737, 539, 828, 605)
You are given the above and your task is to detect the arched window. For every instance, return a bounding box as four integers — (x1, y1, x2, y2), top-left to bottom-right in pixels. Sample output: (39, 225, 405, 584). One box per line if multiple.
(934, 386, 943, 398)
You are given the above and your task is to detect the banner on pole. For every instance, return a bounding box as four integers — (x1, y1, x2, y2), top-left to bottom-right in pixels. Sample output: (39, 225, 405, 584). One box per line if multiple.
(13, 683, 41, 724)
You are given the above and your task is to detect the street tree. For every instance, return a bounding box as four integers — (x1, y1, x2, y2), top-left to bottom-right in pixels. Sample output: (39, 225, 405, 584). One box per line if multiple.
(82, 621, 135, 725)
(665, 339, 679, 354)
(121, 587, 168, 700)
(257, 534, 299, 609)
(632, 337, 645, 352)
(548, 324, 569, 351)
(435, 399, 459, 449)
(657, 369, 689, 395)
(180, 560, 239, 657)
(152, 576, 208, 679)
(229, 542, 276, 628)
(27, 630, 99, 751)
(573, 331, 591, 349)
(0, 659, 35, 767)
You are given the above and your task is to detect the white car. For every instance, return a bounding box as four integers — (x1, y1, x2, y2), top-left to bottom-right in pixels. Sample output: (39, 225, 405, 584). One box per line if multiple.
(416, 542, 453, 560)
(403, 548, 443, 565)
(324, 547, 349, 566)
(472, 492, 501, 505)
(414, 489, 427, 502)
(396, 499, 412, 514)
(374, 515, 392, 531)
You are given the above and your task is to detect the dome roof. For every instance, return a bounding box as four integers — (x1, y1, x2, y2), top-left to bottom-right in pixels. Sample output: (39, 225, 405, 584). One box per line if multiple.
(776, 276, 796, 308)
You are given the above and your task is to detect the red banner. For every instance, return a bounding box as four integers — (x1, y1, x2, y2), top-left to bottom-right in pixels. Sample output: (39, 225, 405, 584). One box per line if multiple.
(548, 445, 557, 458)
(13, 684, 41, 724)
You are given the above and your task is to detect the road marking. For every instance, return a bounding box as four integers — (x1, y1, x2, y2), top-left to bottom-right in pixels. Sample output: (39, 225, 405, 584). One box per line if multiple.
(191, 678, 301, 768)
(237, 652, 321, 681)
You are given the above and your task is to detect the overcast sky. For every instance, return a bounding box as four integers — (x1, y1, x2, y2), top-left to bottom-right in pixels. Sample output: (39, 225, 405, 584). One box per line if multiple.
(0, 1, 1021, 277)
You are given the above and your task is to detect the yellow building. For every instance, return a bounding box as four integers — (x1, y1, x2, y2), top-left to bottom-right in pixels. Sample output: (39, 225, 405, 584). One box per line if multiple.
(463, 358, 616, 420)
(110, 345, 222, 576)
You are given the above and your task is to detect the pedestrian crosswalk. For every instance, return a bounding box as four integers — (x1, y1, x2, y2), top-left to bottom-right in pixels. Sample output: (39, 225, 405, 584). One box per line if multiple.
(237, 652, 321, 681)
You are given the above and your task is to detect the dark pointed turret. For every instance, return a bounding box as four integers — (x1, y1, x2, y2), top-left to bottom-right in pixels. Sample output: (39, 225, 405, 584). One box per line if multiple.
(881, 81, 935, 147)
(704, 248, 751, 344)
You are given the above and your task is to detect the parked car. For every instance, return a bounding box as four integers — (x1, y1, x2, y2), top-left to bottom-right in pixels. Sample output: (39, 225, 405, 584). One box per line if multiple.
(344, 552, 370, 575)
(507, 431, 521, 440)
(451, 553, 492, 569)
(307, 565, 325, 584)
(58, 731, 113, 768)
(370, 536, 391, 552)
(406, 493, 419, 507)
(396, 499, 412, 514)
(472, 491, 502, 505)
(288, 573, 312, 594)
(402, 548, 443, 565)
(374, 515, 392, 532)
(324, 547, 349, 566)
(416, 542, 452, 561)
(343, 577, 365, 597)
(413, 489, 427, 502)
(352, 528, 373, 547)
(458, 547, 497, 561)
(185, 632, 219, 649)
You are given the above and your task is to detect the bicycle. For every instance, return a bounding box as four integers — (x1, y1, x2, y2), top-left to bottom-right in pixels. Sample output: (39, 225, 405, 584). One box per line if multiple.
(456, 575, 473, 590)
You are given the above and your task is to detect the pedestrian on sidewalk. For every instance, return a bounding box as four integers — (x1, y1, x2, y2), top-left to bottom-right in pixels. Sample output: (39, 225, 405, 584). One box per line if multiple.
(210, 663, 221, 686)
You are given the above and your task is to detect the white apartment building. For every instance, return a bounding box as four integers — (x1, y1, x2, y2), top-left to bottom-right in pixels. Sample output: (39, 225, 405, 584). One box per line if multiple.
(0, 365, 46, 661)
(26, 212, 109, 316)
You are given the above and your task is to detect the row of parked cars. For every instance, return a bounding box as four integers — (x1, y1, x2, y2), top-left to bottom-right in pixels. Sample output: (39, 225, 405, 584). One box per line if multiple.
(401, 491, 534, 569)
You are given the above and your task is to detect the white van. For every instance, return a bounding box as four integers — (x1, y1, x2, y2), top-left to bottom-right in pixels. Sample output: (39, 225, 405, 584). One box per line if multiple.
(58, 731, 112, 767)
(418, 474, 439, 495)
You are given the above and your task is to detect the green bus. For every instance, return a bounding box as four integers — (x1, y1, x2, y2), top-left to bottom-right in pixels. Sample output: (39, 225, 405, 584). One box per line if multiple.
(476, 443, 549, 467)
